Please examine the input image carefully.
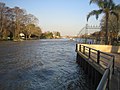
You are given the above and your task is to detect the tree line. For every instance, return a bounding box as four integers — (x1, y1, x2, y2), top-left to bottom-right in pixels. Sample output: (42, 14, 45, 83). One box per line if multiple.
(40, 31, 61, 39)
(0, 2, 43, 41)
(0, 2, 61, 41)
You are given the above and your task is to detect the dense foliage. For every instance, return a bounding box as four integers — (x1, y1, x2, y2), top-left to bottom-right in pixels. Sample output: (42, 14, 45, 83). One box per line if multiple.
(40, 31, 61, 39)
(101, 10, 120, 45)
(0, 2, 42, 40)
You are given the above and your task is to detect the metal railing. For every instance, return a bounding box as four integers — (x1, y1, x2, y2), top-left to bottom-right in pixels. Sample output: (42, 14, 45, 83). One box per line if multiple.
(76, 44, 115, 90)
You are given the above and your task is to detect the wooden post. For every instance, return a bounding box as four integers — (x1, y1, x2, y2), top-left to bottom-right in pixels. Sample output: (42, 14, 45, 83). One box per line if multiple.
(79, 45, 81, 52)
(83, 46, 85, 54)
(112, 56, 115, 74)
(89, 48, 91, 58)
(76, 44, 78, 51)
(97, 50, 100, 64)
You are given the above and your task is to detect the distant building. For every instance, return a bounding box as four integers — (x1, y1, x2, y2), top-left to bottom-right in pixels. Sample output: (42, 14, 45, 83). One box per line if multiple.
(19, 33, 25, 39)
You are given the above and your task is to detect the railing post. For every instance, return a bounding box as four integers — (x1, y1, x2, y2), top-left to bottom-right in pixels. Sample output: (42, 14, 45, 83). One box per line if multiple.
(89, 48, 91, 58)
(79, 45, 81, 52)
(112, 56, 115, 74)
(83, 46, 85, 54)
(97, 50, 100, 64)
(76, 44, 78, 51)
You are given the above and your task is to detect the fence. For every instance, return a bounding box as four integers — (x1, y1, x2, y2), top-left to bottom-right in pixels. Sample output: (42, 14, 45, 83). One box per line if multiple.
(76, 44, 115, 90)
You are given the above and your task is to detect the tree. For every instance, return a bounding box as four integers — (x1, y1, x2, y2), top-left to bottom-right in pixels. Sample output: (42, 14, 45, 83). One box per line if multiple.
(0, 2, 5, 39)
(22, 14, 38, 26)
(87, 0, 120, 45)
(2, 7, 10, 39)
(0, 1, 42, 41)
(19, 13, 39, 39)
(101, 9, 120, 44)
(25, 24, 42, 39)
(33, 27, 42, 38)
(40, 31, 53, 39)
(53, 31, 61, 38)
(7, 7, 16, 40)
(12, 7, 25, 40)
(25, 24, 35, 39)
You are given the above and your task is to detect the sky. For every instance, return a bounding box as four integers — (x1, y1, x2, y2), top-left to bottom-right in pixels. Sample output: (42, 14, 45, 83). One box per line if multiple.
(0, 0, 120, 36)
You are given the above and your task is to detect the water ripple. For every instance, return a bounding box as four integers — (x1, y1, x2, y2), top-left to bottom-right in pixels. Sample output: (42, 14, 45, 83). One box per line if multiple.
(0, 39, 90, 90)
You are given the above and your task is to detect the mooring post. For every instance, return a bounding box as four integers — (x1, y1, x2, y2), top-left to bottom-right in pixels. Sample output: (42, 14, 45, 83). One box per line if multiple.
(97, 50, 100, 64)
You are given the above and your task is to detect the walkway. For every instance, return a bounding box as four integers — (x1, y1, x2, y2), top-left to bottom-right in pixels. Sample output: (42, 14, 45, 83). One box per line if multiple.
(110, 53, 120, 90)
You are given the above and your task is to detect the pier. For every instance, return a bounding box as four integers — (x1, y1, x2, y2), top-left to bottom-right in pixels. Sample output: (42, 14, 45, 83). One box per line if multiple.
(76, 44, 120, 90)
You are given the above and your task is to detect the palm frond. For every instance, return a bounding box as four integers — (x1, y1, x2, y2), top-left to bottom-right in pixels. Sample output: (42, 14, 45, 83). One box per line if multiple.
(87, 9, 103, 21)
(89, 0, 107, 9)
(108, 0, 115, 9)
(113, 4, 120, 10)
(103, 0, 109, 8)
(110, 11, 119, 21)
(89, 0, 98, 4)
(108, 0, 115, 6)
(97, 1, 105, 8)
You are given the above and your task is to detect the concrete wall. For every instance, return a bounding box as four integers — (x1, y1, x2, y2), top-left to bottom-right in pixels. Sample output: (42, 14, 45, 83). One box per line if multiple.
(79, 44, 120, 53)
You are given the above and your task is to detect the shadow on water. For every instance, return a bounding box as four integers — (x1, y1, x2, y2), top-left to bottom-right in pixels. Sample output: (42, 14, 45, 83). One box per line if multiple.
(0, 39, 90, 90)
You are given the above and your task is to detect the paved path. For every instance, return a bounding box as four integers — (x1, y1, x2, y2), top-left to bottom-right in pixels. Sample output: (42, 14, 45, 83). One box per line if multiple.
(111, 53, 120, 69)
(110, 53, 120, 90)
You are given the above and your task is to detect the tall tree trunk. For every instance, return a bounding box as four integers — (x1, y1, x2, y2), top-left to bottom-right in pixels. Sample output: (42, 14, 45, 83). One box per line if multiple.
(29, 34, 31, 39)
(105, 13, 109, 45)
(0, 10, 3, 34)
(14, 21, 19, 40)
(14, 23, 17, 39)
(25, 35, 27, 40)
(117, 20, 119, 42)
(2, 29, 7, 40)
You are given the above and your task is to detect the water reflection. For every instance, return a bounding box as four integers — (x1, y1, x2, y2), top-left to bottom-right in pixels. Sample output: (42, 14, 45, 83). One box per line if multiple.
(0, 39, 89, 90)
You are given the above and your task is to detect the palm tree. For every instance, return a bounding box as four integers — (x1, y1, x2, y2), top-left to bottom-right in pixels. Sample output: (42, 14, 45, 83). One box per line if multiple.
(87, 0, 120, 45)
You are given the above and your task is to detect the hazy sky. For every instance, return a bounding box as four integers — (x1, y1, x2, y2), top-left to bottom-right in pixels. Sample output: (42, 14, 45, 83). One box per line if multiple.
(1, 0, 120, 36)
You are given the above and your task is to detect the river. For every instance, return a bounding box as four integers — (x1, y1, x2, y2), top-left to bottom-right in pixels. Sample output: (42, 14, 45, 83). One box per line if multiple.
(0, 39, 90, 90)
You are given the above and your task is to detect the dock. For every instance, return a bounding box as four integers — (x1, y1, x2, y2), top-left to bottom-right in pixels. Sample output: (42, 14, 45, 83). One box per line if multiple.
(76, 44, 120, 90)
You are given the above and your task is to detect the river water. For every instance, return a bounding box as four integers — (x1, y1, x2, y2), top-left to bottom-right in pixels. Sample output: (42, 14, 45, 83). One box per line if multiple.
(0, 39, 90, 90)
